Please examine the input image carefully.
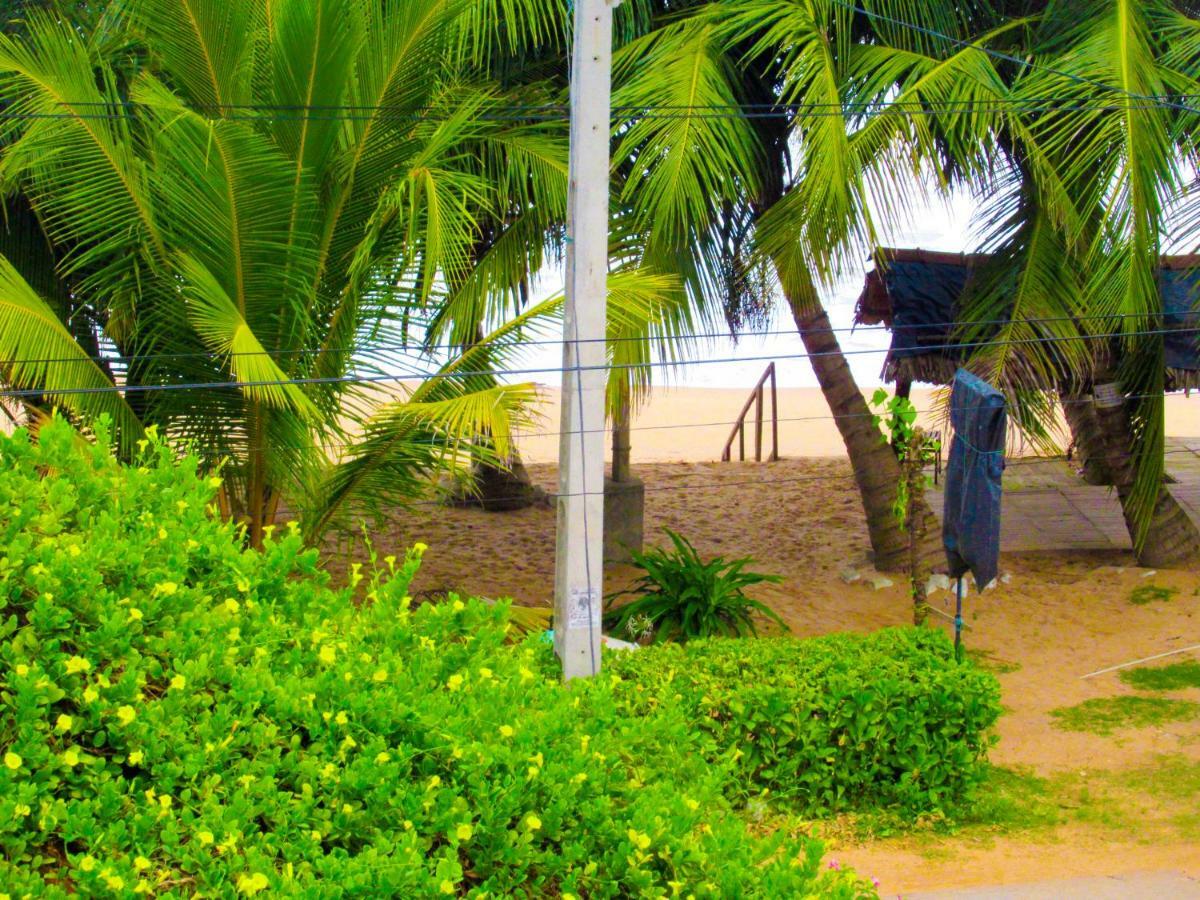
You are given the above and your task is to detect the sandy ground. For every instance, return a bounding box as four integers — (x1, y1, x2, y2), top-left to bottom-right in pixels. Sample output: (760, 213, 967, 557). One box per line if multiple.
(343, 386, 1200, 894)
(510, 385, 1200, 463)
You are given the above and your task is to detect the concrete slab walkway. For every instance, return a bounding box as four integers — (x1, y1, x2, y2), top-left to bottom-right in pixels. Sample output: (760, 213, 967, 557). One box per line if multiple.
(924, 437, 1200, 553)
(907, 870, 1200, 899)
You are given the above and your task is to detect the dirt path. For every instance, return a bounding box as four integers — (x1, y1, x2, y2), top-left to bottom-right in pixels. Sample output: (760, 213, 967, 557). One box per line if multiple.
(353, 457, 1200, 894)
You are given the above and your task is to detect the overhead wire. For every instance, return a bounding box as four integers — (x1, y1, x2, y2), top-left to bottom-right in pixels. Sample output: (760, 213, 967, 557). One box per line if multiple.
(4, 309, 1199, 369)
(4, 323, 1199, 398)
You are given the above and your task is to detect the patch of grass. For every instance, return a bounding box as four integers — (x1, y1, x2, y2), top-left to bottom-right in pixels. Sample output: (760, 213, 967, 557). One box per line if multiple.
(1119, 660, 1200, 692)
(1050, 696, 1200, 734)
(967, 649, 1022, 675)
(1129, 584, 1179, 606)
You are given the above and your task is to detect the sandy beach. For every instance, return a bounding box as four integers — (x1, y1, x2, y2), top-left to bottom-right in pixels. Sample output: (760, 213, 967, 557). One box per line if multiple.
(510, 385, 1200, 463)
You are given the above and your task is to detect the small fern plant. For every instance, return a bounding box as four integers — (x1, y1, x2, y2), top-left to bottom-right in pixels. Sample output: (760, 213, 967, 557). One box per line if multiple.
(603, 529, 787, 643)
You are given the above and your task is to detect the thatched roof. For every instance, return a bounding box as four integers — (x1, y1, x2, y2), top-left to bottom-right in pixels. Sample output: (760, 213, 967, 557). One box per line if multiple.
(855, 248, 1200, 389)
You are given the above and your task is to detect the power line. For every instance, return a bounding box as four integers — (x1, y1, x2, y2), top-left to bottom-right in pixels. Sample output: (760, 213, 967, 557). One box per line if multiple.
(4, 324, 1196, 399)
(4, 310, 1198, 370)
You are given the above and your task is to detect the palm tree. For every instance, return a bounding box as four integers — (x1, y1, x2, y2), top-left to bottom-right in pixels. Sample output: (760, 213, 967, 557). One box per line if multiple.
(0, 0, 574, 548)
(610, 1, 995, 572)
(945, 0, 1200, 566)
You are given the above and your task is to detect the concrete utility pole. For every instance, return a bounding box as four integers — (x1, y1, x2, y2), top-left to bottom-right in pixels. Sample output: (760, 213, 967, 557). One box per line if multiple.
(554, 0, 618, 680)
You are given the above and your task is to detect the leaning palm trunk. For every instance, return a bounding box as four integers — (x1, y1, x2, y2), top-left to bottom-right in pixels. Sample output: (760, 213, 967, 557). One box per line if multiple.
(1060, 389, 1113, 486)
(1093, 383, 1200, 568)
(790, 303, 940, 572)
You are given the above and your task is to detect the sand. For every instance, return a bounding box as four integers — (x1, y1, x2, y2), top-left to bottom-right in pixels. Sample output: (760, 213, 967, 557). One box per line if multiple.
(511, 385, 1200, 463)
(347, 385, 1200, 894)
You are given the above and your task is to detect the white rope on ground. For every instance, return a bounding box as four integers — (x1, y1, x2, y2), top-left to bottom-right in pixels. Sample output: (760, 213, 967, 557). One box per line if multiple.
(1080, 643, 1200, 679)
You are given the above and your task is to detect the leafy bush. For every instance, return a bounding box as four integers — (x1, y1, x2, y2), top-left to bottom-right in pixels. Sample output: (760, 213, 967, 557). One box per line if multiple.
(604, 529, 786, 643)
(0, 418, 871, 898)
(606, 629, 1003, 817)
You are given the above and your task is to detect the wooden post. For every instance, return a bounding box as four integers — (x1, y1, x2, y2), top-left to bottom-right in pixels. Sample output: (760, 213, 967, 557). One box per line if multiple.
(770, 363, 779, 461)
(754, 384, 764, 462)
(555, 0, 618, 680)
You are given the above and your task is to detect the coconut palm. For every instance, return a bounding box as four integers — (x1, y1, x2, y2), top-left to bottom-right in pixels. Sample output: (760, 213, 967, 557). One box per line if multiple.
(610, 0, 999, 572)
(0, 0, 578, 548)
(941, 0, 1200, 565)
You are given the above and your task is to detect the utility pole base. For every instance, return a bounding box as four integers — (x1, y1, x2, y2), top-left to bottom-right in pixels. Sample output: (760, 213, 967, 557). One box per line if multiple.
(604, 476, 644, 564)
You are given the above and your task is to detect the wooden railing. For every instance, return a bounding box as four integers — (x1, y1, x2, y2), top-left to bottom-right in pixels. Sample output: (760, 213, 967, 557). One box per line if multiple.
(721, 363, 780, 462)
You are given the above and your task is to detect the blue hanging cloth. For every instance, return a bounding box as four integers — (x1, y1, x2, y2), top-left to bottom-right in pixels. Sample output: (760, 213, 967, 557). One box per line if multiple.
(943, 370, 1007, 591)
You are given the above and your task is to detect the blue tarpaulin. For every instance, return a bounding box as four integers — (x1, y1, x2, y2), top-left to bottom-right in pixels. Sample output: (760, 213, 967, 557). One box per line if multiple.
(943, 370, 1007, 591)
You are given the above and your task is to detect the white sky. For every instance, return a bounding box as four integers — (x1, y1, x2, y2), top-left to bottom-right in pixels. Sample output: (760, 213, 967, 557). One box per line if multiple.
(521, 190, 979, 390)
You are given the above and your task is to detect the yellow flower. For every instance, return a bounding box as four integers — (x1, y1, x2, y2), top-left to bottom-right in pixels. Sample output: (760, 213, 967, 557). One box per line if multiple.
(684, 798, 699, 811)
(451, 599, 465, 612)
(627, 829, 652, 850)
(103, 874, 125, 891)
(519, 666, 534, 681)
(65, 656, 91, 675)
(3, 751, 21, 770)
(375, 751, 391, 764)
(455, 823, 473, 841)
(155, 581, 178, 596)
(571, 772, 588, 784)
(341, 803, 353, 814)
(310, 830, 322, 841)
(79, 855, 96, 872)
(446, 674, 463, 691)
(170, 675, 186, 691)
(197, 830, 214, 846)
(439, 880, 455, 895)
(83, 687, 99, 703)
(340, 736, 356, 751)
(236, 872, 269, 895)
(55, 714, 73, 733)
(128, 607, 143, 621)
(451, 747, 463, 760)
(524, 814, 541, 831)
(427, 775, 441, 790)
(116, 705, 136, 726)
(224, 599, 240, 614)
(13, 803, 30, 817)
(372, 668, 388, 682)
(334, 711, 348, 726)
(498, 725, 514, 738)
(207, 476, 223, 489)
(158, 794, 172, 810)
(318, 646, 336, 665)
(478, 667, 493, 680)
(128, 750, 144, 765)
(134, 856, 151, 871)
(63, 747, 81, 768)
(412, 542, 428, 556)
(134, 880, 152, 894)
(157, 528, 168, 541)
(14, 664, 28, 677)
(97, 674, 111, 688)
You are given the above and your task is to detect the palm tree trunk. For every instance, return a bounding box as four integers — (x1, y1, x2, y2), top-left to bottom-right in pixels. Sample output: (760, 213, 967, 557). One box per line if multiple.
(1060, 389, 1112, 485)
(1092, 382, 1200, 568)
(788, 303, 939, 572)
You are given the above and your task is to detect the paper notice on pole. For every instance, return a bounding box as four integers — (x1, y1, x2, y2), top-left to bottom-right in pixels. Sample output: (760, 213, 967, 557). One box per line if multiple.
(568, 587, 602, 629)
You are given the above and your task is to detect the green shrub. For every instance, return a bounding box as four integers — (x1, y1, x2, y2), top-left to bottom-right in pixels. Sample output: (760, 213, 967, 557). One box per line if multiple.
(603, 529, 786, 643)
(0, 418, 871, 898)
(606, 629, 1002, 817)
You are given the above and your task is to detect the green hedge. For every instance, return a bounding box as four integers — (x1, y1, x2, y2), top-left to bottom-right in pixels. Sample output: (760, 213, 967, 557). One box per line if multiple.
(0, 419, 872, 898)
(606, 630, 1002, 816)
